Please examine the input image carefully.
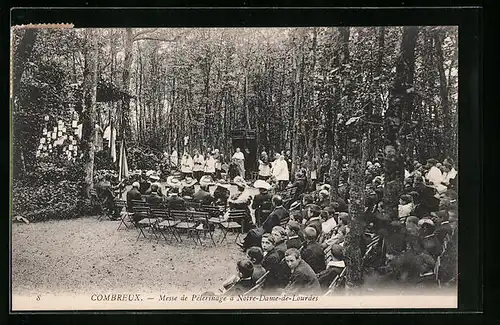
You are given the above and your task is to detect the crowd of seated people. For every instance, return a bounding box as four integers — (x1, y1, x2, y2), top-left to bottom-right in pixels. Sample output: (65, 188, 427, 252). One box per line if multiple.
(120, 148, 458, 296)
(214, 155, 458, 296)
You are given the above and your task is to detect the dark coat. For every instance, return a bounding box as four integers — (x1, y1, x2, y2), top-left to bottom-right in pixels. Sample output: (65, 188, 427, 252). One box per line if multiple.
(286, 236, 303, 250)
(434, 221, 453, 244)
(139, 180, 151, 195)
(193, 189, 214, 205)
(262, 248, 287, 290)
(276, 241, 287, 257)
(225, 278, 255, 296)
(284, 259, 321, 294)
(126, 188, 142, 211)
(146, 192, 164, 208)
(305, 217, 323, 240)
(252, 192, 273, 210)
(301, 241, 326, 274)
(165, 195, 186, 210)
(262, 206, 289, 233)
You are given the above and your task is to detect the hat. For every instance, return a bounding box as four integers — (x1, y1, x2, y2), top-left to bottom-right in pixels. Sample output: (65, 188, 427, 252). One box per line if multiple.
(182, 177, 197, 187)
(253, 180, 272, 190)
(320, 184, 331, 191)
(418, 218, 435, 227)
(149, 174, 160, 182)
(330, 244, 344, 260)
(132, 181, 140, 188)
(233, 176, 246, 188)
(166, 176, 182, 188)
(199, 175, 215, 187)
(319, 189, 330, 197)
(216, 179, 232, 189)
(287, 220, 301, 233)
(146, 170, 155, 177)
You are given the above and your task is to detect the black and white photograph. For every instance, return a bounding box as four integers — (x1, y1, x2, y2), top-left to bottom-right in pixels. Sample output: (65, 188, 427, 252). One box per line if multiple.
(11, 25, 459, 310)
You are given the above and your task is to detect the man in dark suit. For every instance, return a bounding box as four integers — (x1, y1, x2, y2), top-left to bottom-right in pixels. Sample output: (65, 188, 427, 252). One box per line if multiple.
(262, 195, 290, 233)
(237, 195, 289, 252)
(286, 220, 303, 249)
(283, 248, 321, 295)
(126, 182, 142, 211)
(432, 210, 453, 244)
(193, 184, 214, 205)
(304, 204, 323, 239)
(251, 184, 273, 226)
(146, 184, 164, 208)
(165, 187, 186, 210)
(224, 259, 256, 296)
(300, 227, 326, 274)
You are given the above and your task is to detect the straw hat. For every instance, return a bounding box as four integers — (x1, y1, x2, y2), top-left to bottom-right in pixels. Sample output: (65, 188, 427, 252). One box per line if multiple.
(418, 218, 435, 227)
(216, 179, 232, 190)
(181, 176, 197, 187)
(199, 175, 215, 187)
(149, 174, 160, 182)
(166, 176, 182, 188)
(253, 180, 271, 190)
(233, 176, 246, 188)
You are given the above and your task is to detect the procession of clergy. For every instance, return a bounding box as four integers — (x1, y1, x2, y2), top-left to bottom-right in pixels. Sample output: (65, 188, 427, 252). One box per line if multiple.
(126, 147, 458, 296)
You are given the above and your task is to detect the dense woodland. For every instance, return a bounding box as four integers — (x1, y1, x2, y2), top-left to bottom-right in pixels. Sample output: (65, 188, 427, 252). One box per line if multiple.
(11, 27, 458, 221)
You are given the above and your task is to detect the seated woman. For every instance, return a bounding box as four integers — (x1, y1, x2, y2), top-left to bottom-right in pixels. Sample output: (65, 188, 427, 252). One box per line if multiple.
(180, 176, 197, 199)
(227, 176, 253, 233)
(261, 233, 289, 293)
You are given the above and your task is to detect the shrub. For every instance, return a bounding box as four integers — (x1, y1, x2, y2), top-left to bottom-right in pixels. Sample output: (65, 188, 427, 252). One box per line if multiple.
(11, 159, 97, 222)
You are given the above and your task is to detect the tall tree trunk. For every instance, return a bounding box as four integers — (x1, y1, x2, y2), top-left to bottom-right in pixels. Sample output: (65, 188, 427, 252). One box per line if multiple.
(344, 130, 368, 291)
(382, 26, 419, 222)
(12, 29, 38, 95)
(434, 29, 452, 159)
(329, 27, 350, 199)
(121, 28, 133, 140)
(291, 29, 305, 177)
(81, 29, 98, 197)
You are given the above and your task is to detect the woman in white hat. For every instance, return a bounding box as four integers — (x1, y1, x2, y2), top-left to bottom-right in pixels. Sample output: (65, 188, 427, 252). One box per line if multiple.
(181, 175, 197, 198)
(252, 180, 273, 227)
(228, 176, 253, 232)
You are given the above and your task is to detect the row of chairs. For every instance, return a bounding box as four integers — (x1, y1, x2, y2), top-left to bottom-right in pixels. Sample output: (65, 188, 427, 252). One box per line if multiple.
(114, 198, 248, 246)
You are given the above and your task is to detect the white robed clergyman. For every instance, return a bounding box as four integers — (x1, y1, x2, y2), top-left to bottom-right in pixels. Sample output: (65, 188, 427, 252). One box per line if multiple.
(232, 148, 245, 179)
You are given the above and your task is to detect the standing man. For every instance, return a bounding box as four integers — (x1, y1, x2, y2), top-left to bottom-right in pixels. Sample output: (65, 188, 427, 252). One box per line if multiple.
(232, 147, 246, 180)
(180, 151, 194, 179)
(192, 149, 205, 182)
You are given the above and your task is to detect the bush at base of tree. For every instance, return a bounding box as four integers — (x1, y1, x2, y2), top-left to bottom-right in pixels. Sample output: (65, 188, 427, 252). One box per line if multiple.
(11, 159, 99, 223)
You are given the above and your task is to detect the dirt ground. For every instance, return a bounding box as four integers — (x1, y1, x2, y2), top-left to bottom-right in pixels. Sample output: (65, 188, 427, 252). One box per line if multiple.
(12, 216, 247, 296)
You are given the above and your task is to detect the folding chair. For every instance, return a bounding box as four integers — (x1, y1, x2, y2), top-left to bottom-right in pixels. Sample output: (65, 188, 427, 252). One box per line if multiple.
(191, 211, 216, 246)
(323, 267, 346, 296)
(202, 205, 224, 231)
(131, 199, 147, 207)
(115, 199, 132, 230)
(219, 209, 246, 244)
(132, 206, 152, 241)
(171, 210, 198, 245)
(243, 271, 270, 296)
(149, 208, 170, 243)
(157, 209, 181, 242)
(90, 188, 110, 221)
(186, 201, 201, 211)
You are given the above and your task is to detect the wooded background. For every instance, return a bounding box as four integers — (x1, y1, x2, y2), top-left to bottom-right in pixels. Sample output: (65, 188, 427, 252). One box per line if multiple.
(12, 27, 458, 182)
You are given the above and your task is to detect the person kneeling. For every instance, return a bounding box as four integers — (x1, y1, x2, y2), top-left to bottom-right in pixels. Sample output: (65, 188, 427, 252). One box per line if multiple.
(283, 248, 321, 295)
